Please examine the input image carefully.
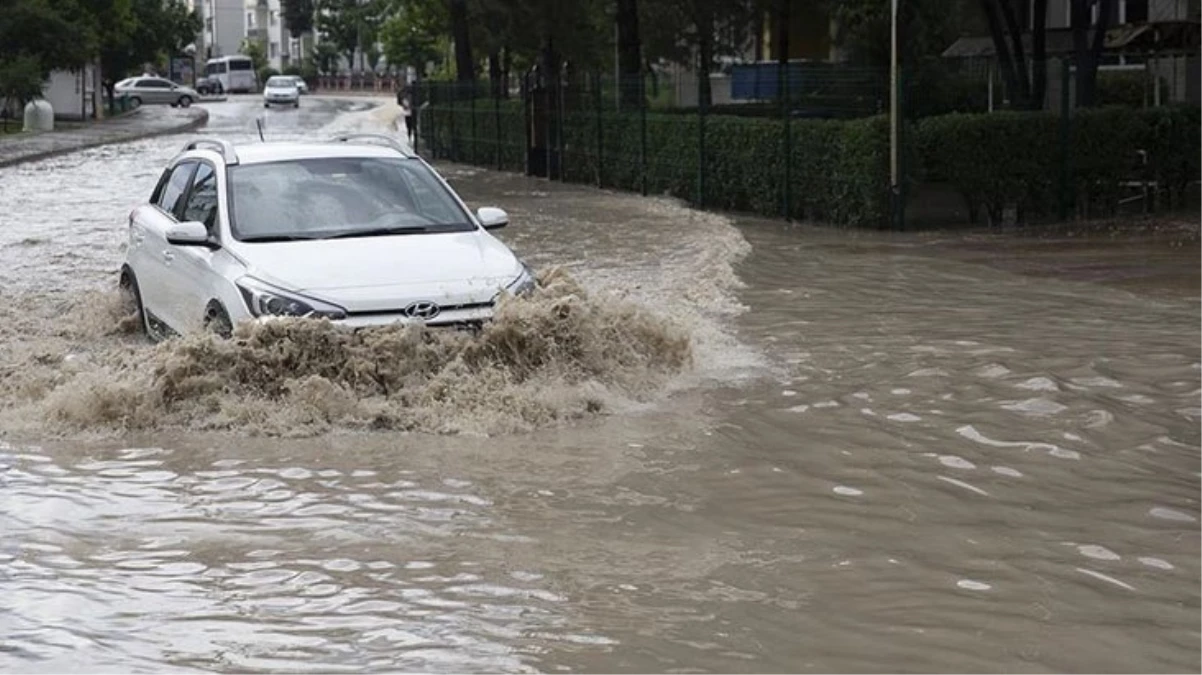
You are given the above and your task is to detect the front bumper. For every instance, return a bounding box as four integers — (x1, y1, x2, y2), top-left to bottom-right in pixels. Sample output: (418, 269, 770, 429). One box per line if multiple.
(264, 94, 298, 104)
(253, 304, 495, 330)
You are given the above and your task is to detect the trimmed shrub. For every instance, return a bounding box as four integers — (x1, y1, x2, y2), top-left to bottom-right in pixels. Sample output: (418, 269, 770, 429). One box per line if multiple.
(916, 104, 1200, 222)
(420, 99, 895, 228)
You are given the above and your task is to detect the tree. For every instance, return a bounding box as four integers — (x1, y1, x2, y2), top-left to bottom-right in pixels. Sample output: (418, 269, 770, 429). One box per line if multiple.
(615, 0, 642, 108)
(0, 0, 98, 77)
(317, 0, 364, 70)
(1071, 0, 1113, 107)
(0, 54, 46, 108)
(449, 0, 474, 80)
(281, 0, 316, 38)
(98, 0, 200, 104)
(642, 0, 755, 108)
(978, 0, 1048, 110)
(379, 1, 443, 78)
(241, 38, 268, 72)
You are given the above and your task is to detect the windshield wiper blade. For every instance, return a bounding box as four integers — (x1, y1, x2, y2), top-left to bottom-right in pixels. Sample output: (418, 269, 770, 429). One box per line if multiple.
(323, 226, 430, 239)
(239, 234, 319, 242)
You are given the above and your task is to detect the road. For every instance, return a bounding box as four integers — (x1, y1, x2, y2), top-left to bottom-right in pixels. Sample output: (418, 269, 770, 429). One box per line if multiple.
(0, 96, 1198, 673)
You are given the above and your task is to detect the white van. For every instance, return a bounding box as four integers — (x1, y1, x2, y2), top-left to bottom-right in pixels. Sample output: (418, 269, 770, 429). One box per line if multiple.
(203, 56, 257, 93)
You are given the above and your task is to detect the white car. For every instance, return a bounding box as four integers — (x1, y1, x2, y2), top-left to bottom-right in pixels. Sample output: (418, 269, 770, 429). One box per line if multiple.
(286, 75, 310, 94)
(119, 134, 535, 340)
(262, 76, 300, 108)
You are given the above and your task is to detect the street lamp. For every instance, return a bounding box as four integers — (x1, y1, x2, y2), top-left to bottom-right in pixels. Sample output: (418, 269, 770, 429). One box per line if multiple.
(889, 0, 901, 229)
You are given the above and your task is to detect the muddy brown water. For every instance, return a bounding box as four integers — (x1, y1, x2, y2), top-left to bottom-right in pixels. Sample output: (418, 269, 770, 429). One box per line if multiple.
(1, 100, 1198, 673)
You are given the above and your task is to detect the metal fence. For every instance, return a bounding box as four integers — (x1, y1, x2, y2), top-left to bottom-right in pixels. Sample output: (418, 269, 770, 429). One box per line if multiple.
(414, 61, 1200, 230)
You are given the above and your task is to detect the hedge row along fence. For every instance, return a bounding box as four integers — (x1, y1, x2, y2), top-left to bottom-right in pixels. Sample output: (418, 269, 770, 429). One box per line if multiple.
(418, 97, 1199, 229)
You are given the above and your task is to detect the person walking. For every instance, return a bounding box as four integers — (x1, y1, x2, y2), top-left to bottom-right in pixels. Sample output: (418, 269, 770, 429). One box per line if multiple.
(400, 95, 415, 144)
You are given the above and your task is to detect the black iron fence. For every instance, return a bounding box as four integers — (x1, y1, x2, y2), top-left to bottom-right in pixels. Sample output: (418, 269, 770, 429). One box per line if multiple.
(415, 62, 1200, 230)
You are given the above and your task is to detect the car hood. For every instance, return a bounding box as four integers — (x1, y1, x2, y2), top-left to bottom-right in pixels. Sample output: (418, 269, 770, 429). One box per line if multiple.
(231, 230, 522, 308)
(265, 86, 297, 93)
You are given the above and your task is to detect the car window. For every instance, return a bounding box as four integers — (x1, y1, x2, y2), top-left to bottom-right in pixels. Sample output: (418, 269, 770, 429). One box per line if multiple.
(158, 161, 197, 218)
(266, 76, 292, 87)
(142, 79, 172, 89)
(227, 157, 474, 241)
(181, 163, 219, 234)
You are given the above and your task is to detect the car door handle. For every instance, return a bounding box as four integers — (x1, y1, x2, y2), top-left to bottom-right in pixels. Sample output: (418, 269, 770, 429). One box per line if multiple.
(162, 249, 175, 263)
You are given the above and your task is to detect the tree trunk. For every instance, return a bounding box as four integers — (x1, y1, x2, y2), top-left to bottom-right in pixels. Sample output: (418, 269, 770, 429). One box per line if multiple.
(1030, 0, 1048, 110)
(697, 7, 714, 109)
(449, 0, 474, 82)
(1073, 0, 1113, 107)
(501, 45, 511, 99)
(488, 49, 501, 98)
(616, 0, 642, 109)
(982, 0, 1021, 106)
(776, 0, 790, 109)
(753, 0, 765, 61)
(997, 0, 1032, 104)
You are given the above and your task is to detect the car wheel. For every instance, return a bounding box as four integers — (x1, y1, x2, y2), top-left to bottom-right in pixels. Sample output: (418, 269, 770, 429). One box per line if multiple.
(203, 302, 233, 339)
(264, 102, 270, 108)
(118, 267, 150, 338)
(178, 95, 192, 108)
(294, 100, 299, 108)
(129, 96, 142, 107)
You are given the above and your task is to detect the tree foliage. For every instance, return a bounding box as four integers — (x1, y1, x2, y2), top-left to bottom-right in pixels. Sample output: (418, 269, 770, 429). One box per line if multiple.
(281, 0, 316, 38)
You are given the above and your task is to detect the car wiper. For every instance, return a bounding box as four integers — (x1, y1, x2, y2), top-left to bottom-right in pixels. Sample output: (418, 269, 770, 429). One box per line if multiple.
(239, 234, 319, 242)
(322, 226, 430, 239)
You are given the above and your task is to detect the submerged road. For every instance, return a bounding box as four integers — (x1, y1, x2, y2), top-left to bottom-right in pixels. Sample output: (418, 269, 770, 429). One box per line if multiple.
(0, 96, 1198, 673)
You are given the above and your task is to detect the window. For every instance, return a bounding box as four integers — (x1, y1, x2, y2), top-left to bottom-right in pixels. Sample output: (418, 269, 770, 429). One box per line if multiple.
(206, 61, 228, 75)
(247, 11, 254, 28)
(139, 79, 173, 89)
(181, 164, 219, 234)
(157, 161, 198, 218)
(227, 158, 474, 241)
(229, 59, 254, 71)
(270, 10, 278, 25)
(270, 42, 278, 58)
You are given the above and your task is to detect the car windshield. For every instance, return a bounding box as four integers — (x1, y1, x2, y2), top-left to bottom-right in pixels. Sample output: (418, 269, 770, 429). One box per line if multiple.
(227, 157, 476, 241)
(266, 76, 293, 87)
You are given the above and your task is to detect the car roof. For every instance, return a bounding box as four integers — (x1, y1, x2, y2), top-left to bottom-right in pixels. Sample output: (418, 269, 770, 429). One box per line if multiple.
(184, 141, 411, 165)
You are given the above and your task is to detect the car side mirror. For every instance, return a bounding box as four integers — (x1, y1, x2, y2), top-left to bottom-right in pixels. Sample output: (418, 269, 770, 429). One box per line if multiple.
(477, 207, 509, 230)
(166, 221, 214, 247)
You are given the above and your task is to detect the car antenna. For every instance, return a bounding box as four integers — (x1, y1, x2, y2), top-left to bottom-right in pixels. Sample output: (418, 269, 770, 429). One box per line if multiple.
(255, 117, 265, 142)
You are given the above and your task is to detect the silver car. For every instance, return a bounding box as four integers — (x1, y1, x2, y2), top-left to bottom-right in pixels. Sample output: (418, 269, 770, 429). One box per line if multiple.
(114, 77, 200, 108)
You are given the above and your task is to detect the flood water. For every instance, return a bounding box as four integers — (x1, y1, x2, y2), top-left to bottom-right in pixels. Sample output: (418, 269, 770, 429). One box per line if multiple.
(1, 97, 1198, 673)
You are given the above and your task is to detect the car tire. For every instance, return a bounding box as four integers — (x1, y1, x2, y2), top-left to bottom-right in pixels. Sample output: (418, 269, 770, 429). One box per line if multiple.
(264, 102, 270, 108)
(203, 302, 233, 339)
(118, 267, 150, 338)
(178, 95, 192, 108)
(129, 96, 142, 107)
(294, 101, 299, 108)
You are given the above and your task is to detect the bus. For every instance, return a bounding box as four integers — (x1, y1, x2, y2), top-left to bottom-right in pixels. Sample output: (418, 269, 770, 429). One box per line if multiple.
(203, 55, 257, 94)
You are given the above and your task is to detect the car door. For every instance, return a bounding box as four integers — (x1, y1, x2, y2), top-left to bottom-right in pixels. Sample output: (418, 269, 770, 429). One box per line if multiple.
(161, 161, 222, 333)
(133, 159, 197, 333)
(140, 78, 173, 104)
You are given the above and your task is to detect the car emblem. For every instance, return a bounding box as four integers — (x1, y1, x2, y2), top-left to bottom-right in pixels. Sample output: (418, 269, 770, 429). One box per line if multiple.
(403, 301, 441, 320)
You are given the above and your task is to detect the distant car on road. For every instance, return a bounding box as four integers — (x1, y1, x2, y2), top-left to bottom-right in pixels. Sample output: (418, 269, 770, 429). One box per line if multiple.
(262, 76, 300, 108)
(114, 77, 201, 108)
(119, 134, 535, 340)
(195, 76, 224, 96)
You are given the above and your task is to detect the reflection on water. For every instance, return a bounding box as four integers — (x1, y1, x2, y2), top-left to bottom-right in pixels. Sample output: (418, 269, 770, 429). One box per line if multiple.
(1, 98, 1199, 673)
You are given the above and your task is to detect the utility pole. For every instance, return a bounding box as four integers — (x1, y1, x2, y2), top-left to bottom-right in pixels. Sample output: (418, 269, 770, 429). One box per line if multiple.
(889, 0, 902, 229)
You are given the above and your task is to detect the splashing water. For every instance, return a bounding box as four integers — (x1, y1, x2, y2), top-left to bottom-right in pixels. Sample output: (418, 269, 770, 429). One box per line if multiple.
(0, 268, 692, 438)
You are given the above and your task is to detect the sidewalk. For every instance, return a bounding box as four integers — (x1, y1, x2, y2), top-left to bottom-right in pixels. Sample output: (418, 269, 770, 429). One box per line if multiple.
(0, 106, 209, 168)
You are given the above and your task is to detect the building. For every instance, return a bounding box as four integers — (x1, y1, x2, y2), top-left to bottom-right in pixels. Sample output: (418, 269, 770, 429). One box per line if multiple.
(942, 0, 1201, 107)
(42, 65, 102, 120)
(199, 0, 246, 60)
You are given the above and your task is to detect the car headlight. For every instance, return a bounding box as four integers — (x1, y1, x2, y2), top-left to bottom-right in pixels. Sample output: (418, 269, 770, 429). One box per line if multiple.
(236, 277, 348, 320)
(505, 263, 536, 297)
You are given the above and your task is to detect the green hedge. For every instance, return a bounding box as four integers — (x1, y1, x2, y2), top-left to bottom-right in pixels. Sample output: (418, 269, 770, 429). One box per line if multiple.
(420, 101, 895, 228)
(916, 104, 1200, 222)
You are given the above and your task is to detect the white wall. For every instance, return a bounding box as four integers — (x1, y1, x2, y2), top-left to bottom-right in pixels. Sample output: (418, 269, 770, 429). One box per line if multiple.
(42, 70, 86, 119)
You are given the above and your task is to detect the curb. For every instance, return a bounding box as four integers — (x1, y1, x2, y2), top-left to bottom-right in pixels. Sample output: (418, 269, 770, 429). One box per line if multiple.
(0, 107, 210, 169)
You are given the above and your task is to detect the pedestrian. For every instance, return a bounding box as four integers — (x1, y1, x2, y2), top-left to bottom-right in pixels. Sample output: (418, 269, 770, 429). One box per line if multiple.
(400, 96, 416, 144)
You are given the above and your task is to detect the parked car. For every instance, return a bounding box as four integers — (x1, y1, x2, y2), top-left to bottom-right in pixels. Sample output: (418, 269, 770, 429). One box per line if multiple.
(285, 75, 310, 94)
(113, 76, 200, 108)
(195, 76, 224, 96)
(262, 76, 300, 108)
(119, 134, 535, 340)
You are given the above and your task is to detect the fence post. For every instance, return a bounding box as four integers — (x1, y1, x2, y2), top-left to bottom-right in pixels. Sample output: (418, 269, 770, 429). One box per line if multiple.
(470, 81, 477, 165)
(697, 88, 706, 207)
(494, 81, 502, 170)
(781, 58, 791, 220)
(640, 71, 648, 196)
(595, 72, 603, 187)
(449, 83, 457, 161)
(1057, 56, 1071, 221)
(428, 84, 437, 159)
